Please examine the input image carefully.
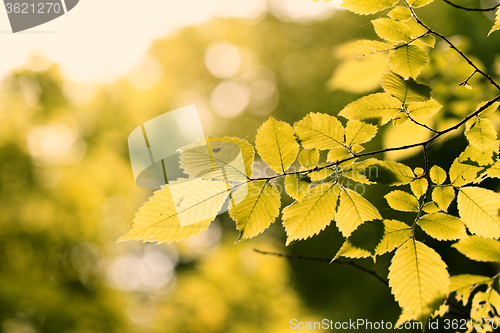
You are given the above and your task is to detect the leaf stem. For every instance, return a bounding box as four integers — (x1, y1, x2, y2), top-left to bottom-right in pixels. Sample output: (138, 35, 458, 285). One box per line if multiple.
(442, 0, 499, 12)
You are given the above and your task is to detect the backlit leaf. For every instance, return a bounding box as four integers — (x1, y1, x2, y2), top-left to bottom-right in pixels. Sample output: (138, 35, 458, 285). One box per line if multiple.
(334, 219, 412, 260)
(388, 240, 449, 324)
(449, 146, 495, 187)
(432, 186, 455, 212)
(340, 0, 398, 15)
(339, 93, 402, 125)
(430, 165, 446, 185)
(450, 274, 492, 306)
(229, 180, 281, 241)
(388, 44, 429, 79)
(422, 201, 440, 214)
(457, 187, 500, 238)
(464, 118, 498, 152)
(385, 190, 420, 212)
(298, 149, 320, 168)
(335, 187, 382, 237)
(387, 6, 412, 22)
(453, 236, 500, 262)
(282, 183, 340, 245)
(294, 113, 344, 150)
(365, 160, 415, 185)
(407, 0, 433, 8)
(470, 289, 500, 326)
(417, 213, 467, 241)
(410, 178, 428, 199)
(345, 120, 378, 145)
(349, 39, 393, 56)
(255, 117, 299, 173)
(488, 7, 500, 36)
(284, 174, 311, 202)
(381, 71, 431, 103)
(372, 18, 412, 43)
(407, 99, 442, 118)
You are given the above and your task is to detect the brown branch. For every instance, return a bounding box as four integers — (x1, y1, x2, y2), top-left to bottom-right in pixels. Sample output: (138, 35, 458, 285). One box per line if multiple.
(442, 0, 499, 12)
(253, 249, 389, 286)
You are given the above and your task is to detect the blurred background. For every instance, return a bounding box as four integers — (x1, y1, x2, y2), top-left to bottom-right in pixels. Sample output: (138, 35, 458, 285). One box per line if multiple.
(2, 0, 500, 332)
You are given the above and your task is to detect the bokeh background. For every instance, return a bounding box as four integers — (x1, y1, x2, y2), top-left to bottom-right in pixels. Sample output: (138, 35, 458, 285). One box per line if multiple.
(2, 0, 500, 332)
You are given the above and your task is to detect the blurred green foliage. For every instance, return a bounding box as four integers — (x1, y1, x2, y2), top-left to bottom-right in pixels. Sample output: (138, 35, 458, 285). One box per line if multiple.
(2, 2, 500, 332)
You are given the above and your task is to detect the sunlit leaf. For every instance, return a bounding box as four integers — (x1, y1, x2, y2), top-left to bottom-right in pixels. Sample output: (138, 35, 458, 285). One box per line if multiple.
(407, 0, 433, 8)
(488, 7, 500, 36)
(350, 39, 393, 56)
(282, 183, 340, 245)
(298, 149, 320, 168)
(477, 101, 500, 117)
(422, 201, 440, 214)
(388, 44, 429, 79)
(345, 120, 378, 146)
(284, 174, 311, 202)
(449, 145, 495, 187)
(381, 71, 431, 103)
(229, 180, 281, 241)
(372, 18, 412, 43)
(407, 99, 442, 118)
(385, 190, 419, 212)
(387, 6, 412, 22)
(365, 160, 415, 185)
(410, 178, 427, 199)
(333, 219, 411, 260)
(335, 187, 382, 237)
(450, 275, 492, 306)
(464, 118, 498, 152)
(417, 213, 467, 241)
(458, 187, 500, 238)
(179, 137, 254, 181)
(453, 236, 500, 262)
(339, 93, 402, 125)
(470, 289, 500, 326)
(340, 158, 378, 184)
(432, 186, 455, 212)
(430, 165, 447, 185)
(255, 117, 299, 173)
(388, 239, 449, 324)
(340, 0, 398, 15)
(415, 34, 436, 48)
(294, 113, 344, 150)
(119, 180, 229, 243)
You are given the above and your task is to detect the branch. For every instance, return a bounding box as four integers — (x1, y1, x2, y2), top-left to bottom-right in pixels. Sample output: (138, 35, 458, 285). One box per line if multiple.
(442, 0, 499, 12)
(253, 249, 389, 286)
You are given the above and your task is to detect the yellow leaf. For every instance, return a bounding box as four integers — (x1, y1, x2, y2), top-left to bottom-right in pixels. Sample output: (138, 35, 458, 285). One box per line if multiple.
(294, 113, 344, 150)
(340, 0, 398, 15)
(335, 187, 382, 237)
(229, 180, 281, 242)
(372, 18, 412, 43)
(457, 187, 500, 238)
(389, 239, 449, 324)
(407, 99, 442, 118)
(410, 178, 428, 199)
(430, 165, 447, 185)
(417, 213, 467, 241)
(298, 149, 320, 169)
(464, 118, 498, 152)
(388, 44, 429, 79)
(345, 120, 378, 146)
(450, 275, 492, 306)
(385, 190, 420, 212)
(255, 117, 299, 173)
(432, 186, 455, 212)
(488, 8, 500, 36)
(339, 93, 402, 126)
(387, 6, 412, 22)
(453, 236, 500, 262)
(284, 174, 311, 202)
(283, 183, 340, 245)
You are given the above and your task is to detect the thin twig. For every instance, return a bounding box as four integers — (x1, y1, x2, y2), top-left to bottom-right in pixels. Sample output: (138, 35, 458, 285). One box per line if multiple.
(253, 249, 389, 286)
(442, 0, 499, 12)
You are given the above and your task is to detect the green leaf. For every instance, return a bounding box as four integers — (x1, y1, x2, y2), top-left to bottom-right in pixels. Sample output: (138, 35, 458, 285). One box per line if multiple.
(340, 0, 398, 15)
(365, 160, 415, 185)
(457, 186, 500, 238)
(335, 187, 382, 237)
(470, 289, 500, 325)
(430, 165, 447, 185)
(410, 178, 428, 199)
(350, 39, 393, 57)
(179, 137, 254, 181)
(255, 117, 299, 173)
(229, 180, 281, 241)
(345, 120, 378, 146)
(450, 275, 492, 306)
(388, 239, 449, 324)
(294, 113, 344, 150)
(282, 183, 340, 245)
(432, 186, 455, 212)
(339, 93, 402, 125)
(334, 219, 412, 260)
(449, 145, 495, 187)
(387, 6, 412, 21)
(488, 7, 500, 36)
(453, 236, 500, 262)
(284, 174, 311, 202)
(417, 213, 467, 241)
(385, 190, 420, 212)
(388, 44, 429, 79)
(407, 99, 442, 118)
(407, 0, 433, 8)
(372, 18, 412, 43)
(465, 118, 498, 152)
(119, 180, 229, 243)
(298, 149, 320, 168)
(381, 71, 431, 103)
